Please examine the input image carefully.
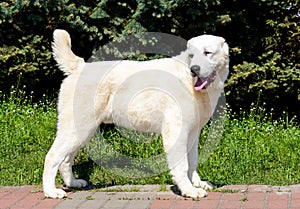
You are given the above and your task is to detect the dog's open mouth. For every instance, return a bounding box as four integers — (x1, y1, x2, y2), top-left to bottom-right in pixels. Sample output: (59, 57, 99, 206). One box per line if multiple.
(194, 71, 217, 91)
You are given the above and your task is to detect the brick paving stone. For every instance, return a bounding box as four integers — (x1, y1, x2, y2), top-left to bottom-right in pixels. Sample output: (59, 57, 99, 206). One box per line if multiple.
(269, 192, 289, 200)
(156, 193, 178, 200)
(0, 192, 8, 200)
(78, 200, 105, 209)
(122, 192, 157, 209)
(206, 192, 222, 200)
(290, 200, 300, 209)
(106, 192, 137, 203)
(3, 185, 300, 209)
(291, 192, 300, 200)
(91, 192, 110, 199)
(220, 200, 243, 209)
(132, 192, 157, 200)
(196, 199, 220, 209)
(267, 199, 289, 209)
(54, 199, 85, 209)
(149, 194, 176, 209)
(149, 201, 174, 209)
(267, 193, 289, 209)
(110, 192, 133, 199)
(10, 192, 43, 209)
(222, 193, 245, 201)
(172, 199, 198, 209)
(124, 200, 152, 209)
(33, 198, 63, 209)
(246, 192, 266, 201)
(0, 188, 32, 208)
(243, 200, 265, 209)
(102, 207, 125, 209)
(0, 190, 10, 199)
(102, 200, 130, 208)
(68, 191, 95, 199)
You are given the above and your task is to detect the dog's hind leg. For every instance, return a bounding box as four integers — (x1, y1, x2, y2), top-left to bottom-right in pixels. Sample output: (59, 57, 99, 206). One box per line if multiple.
(43, 130, 94, 198)
(43, 135, 74, 198)
(59, 151, 88, 188)
(43, 111, 100, 198)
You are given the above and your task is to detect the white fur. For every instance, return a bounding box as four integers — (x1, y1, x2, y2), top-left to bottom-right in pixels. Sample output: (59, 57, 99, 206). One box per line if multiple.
(43, 29, 229, 198)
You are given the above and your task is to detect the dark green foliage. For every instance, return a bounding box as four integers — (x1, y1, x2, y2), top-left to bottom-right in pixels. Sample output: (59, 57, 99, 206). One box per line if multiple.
(225, 0, 299, 117)
(0, 0, 299, 116)
(226, 52, 300, 117)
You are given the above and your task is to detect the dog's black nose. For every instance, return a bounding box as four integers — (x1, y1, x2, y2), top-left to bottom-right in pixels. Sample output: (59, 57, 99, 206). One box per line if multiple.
(190, 65, 200, 75)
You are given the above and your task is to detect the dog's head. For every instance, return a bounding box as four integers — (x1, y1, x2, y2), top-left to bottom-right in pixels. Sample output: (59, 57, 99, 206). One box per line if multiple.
(187, 35, 229, 91)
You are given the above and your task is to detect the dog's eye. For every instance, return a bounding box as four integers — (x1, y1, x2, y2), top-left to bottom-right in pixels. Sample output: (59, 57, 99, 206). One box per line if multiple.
(189, 54, 194, 59)
(204, 51, 213, 56)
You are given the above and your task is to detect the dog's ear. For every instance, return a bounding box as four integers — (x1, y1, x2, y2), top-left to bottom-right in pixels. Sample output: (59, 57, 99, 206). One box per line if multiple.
(187, 40, 191, 49)
(220, 38, 229, 57)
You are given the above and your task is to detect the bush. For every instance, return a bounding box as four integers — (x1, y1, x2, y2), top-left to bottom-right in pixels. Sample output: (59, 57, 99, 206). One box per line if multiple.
(226, 51, 300, 117)
(0, 34, 61, 96)
(0, 0, 299, 117)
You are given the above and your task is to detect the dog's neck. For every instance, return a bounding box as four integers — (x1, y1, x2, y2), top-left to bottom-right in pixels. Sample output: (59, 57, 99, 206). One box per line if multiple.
(173, 50, 189, 66)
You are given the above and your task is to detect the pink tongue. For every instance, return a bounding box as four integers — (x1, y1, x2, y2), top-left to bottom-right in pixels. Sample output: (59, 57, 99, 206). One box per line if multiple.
(194, 78, 208, 91)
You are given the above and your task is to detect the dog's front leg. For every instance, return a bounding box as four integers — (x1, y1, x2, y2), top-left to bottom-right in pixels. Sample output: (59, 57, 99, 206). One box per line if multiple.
(162, 127, 207, 198)
(187, 129, 214, 191)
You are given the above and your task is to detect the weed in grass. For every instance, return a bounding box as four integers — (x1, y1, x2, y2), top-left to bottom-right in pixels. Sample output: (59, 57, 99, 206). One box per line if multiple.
(86, 195, 95, 200)
(241, 197, 248, 202)
(158, 184, 167, 192)
(118, 197, 142, 201)
(91, 186, 141, 193)
(213, 188, 239, 193)
(30, 187, 43, 193)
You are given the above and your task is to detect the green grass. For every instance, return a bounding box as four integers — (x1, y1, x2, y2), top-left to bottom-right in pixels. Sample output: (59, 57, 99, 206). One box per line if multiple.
(0, 90, 299, 187)
(0, 89, 57, 185)
(199, 108, 300, 186)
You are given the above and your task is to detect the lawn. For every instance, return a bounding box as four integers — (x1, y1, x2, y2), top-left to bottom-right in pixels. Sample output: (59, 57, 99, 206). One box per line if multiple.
(0, 90, 299, 187)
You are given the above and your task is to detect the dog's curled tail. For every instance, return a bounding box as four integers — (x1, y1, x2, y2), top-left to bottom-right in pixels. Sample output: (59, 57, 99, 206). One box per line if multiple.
(52, 29, 84, 75)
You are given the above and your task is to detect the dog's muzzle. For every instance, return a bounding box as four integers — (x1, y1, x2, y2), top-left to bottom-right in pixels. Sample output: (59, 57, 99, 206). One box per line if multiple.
(190, 65, 217, 91)
(190, 65, 200, 77)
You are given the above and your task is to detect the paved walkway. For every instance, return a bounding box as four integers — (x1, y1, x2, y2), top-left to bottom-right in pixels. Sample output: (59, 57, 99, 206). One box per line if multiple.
(1, 184, 300, 209)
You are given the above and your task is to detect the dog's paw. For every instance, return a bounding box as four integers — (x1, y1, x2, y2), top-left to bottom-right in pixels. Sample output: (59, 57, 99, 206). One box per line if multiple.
(194, 180, 214, 191)
(69, 179, 88, 188)
(182, 187, 207, 198)
(191, 172, 214, 190)
(44, 188, 67, 199)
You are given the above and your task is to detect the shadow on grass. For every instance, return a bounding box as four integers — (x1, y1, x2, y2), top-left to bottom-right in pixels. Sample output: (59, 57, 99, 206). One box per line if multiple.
(70, 159, 106, 190)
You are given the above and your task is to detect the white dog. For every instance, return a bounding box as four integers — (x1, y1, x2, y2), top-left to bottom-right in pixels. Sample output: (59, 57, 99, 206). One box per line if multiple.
(43, 29, 229, 199)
